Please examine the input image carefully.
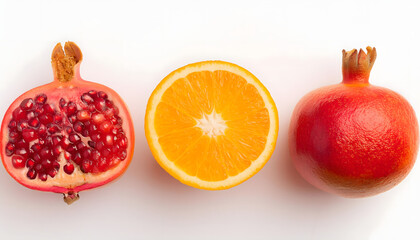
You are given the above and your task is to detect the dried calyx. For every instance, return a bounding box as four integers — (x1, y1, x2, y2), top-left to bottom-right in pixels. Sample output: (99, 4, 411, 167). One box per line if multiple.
(342, 46, 377, 84)
(51, 42, 83, 83)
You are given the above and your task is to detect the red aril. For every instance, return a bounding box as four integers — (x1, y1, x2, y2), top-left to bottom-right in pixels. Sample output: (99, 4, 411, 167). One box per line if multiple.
(0, 42, 134, 204)
(289, 47, 419, 197)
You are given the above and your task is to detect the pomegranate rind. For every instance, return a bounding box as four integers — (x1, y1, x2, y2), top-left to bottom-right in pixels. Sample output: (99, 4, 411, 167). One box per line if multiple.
(289, 47, 419, 197)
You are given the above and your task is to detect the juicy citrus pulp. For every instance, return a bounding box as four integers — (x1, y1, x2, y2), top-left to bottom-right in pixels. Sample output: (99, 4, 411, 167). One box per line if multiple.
(145, 61, 278, 190)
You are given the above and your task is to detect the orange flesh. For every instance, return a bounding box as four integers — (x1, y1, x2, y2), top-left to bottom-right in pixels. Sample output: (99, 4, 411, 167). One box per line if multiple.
(154, 70, 269, 181)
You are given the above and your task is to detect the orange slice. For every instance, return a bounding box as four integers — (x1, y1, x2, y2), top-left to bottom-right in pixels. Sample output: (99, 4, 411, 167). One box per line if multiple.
(145, 61, 278, 189)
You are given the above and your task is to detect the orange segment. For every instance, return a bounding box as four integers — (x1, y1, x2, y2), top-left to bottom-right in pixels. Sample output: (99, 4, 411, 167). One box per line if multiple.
(154, 102, 197, 136)
(158, 127, 202, 162)
(185, 71, 214, 114)
(145, 61, 278, 190)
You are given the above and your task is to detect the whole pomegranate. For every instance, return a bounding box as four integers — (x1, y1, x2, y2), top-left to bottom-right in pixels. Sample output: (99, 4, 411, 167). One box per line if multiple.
(0, 42, 134, 204)
(289, 47, 419, 197)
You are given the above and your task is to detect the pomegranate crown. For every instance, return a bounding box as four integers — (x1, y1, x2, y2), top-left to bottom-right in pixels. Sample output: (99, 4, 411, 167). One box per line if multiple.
(51, 41, 83, 83)
(342, 46, 376, 84)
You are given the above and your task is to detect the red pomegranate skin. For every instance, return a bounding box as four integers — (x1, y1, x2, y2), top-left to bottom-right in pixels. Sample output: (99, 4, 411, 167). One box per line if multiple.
(289, 47, 419, 197)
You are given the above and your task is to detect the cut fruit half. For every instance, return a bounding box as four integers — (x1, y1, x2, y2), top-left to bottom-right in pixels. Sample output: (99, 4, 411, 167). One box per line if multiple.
(145, 61, 278, 190)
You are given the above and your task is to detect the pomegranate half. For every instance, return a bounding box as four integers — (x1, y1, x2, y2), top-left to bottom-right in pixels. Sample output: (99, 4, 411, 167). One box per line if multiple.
(289, 47, 419, 197)
(0, 42, 134, 204)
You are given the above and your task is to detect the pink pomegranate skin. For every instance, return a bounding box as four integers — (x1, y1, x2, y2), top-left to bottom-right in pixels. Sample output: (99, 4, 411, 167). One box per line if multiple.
(289, 47, 419, 197)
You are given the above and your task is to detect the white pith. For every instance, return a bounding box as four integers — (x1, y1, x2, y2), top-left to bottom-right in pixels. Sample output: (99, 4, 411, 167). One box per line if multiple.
(196, 111, 227, 137)
(146, 61, 278, 189)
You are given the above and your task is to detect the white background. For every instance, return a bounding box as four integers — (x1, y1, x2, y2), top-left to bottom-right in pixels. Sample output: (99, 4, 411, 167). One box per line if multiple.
(0, 0, 419, 239)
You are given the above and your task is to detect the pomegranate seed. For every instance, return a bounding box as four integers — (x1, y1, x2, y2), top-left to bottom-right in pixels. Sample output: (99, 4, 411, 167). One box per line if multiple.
(91, 133, 101, 142)
(82, 129, 89, 137)
(61, 137, 70, 149)
(67, 144, 77, 153)
(68, 115, 77, 123)
(40, 147, 51, 158)
(17, 120, 29, 132)
(59, 98, 67, 108)
(22, 128, 38, 142)
(82, 148, 92, 158)
(117, 136, 128, 148)
(52, 136, 62, 146)
(45, 136, 53, 145)
(67, 102, 77, 115)
(97, 158, 108, 171)
(53, 145, 62, 156)
(98, 91, 108, 99)
(34, 164, 42, 172)
(12, 155, 25, 168)
(52, 161, 60, 170)
(88, 104, 95, 112)
(81, 160, 93, 173)
(8, 120, 17, 129)
(39, 173, 48, 181)
(64, 162, 75, 174)
(48, 125, 60, 134)
(92, 150, 101, 161)
(72, 152, 82, 164)
(15, 148, 28, 158)
(13, 107, 26, 120)
(112, 105, 119, 115)
(105, 99, 113, 108)
(38, 124, 47, 136)
(109, 157, 119, 167)
(35, 94, 47, 105)
(110, 116, 122, 126)
(73, 121, 84, 133)
(31, 143, 42, 152)
(69, 134, 81, 143)
(26, 111, 35, 120)
(101, 148, 111, 157)
(9, 131, 20, 143)
(43, 104, 54, 114)
(64, 151, 71, 160)
(48, 169, 58, 178)
(54, 115, 63, 123)
(27, 169, 37, 179)
(104, 109, 114, 119)
(94, 98, 106, 111)
(41, 159, 52, 168)
(119, 150, 127, 160)
(112, 145, 121, 154)
(88, 90, 97, 98)
(92, 113, 105, 124)
(77, 142, 87, 150)
(77, 110, 91, 121)
(97, 142, 106, 151)
(34, 104, 44, 115)
(26, 159, 35, 168)
(99, 121, 112, 133)
(65, 126, 73, 134)
(20, 98, 34, 110)
(89, 124, 98, 133)
(104, 135, 113, 146)
(15, 139, 28, 149)
(39, 114, 53, 124)
(81, 93, 94, 104)
(28, 117, 40, 128)
(33, 153, 41, 162)
(5, 142, 15, 156)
